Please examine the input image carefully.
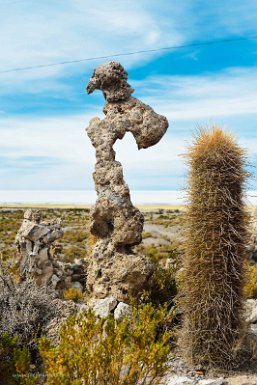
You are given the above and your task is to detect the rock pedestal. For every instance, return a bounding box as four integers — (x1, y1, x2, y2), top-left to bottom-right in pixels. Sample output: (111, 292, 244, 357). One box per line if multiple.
(86, 62, 168, 302)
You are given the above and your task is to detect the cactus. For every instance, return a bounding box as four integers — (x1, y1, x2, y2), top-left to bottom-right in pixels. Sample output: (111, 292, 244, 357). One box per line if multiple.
(180, 127, 248, 368)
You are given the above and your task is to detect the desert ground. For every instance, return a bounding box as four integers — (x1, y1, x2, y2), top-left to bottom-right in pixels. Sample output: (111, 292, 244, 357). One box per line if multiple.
(1, 205, 257, 385)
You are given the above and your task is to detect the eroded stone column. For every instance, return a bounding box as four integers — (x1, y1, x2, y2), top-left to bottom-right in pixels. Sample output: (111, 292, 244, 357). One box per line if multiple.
(86, 62, 168, 302)
(15, 209, 63, 287)
(16, 210, 87, 293)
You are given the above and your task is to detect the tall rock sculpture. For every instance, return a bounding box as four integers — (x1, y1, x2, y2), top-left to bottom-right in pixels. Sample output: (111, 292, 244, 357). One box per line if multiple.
(86, 62, 168, 301)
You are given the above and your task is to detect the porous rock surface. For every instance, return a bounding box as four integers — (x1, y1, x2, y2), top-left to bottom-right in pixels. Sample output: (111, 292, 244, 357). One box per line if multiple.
(247, 210, 257, 263)
(15, 210, 86, 293)
(86, 62, 168, 301)
(245, 299, 257, 324)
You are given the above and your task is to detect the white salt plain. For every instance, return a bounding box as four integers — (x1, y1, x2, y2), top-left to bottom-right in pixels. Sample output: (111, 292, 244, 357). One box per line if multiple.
(0, 190, 185, 205)
(1, 190, 257, 205)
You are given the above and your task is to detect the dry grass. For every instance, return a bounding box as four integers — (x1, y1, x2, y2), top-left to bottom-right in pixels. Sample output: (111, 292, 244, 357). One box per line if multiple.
(0, 203, 186, 211)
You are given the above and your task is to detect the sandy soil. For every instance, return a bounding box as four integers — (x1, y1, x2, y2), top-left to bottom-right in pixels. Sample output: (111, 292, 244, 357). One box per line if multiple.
(225, 374, 257, 385)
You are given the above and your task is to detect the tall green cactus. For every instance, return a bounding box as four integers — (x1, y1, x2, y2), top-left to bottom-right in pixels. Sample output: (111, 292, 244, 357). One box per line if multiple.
(181, 127, 248, 368)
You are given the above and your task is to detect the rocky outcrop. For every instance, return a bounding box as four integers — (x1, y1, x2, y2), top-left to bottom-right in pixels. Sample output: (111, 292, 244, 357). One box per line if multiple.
(86, 62, 168, 302)
(15, 209, 63, 287)
(247, 210, 257, 263)
(42, 298, 86, 345)
(15, 210, 86, 293)
(245, 299, 257, 324)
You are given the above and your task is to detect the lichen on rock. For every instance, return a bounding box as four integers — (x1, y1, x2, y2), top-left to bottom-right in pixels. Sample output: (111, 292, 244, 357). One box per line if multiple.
(86, 61, 168, 302)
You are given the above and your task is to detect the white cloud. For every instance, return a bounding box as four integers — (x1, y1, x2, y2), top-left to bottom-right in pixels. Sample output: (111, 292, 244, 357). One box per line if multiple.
(134, 67, 257, 121)
(1, 1, 257, 192)
(1, 65, 257, 190)
(0, 0, 185, 89)
(0, 110, 187, 190)
(1, 0, 256, 94)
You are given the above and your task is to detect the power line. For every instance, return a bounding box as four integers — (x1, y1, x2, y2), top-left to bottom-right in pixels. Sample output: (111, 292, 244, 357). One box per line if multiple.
(0, 35, 256, 75)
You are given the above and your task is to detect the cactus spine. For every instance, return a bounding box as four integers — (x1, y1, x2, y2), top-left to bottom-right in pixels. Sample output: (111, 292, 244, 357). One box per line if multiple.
(181, 127, 248, 368)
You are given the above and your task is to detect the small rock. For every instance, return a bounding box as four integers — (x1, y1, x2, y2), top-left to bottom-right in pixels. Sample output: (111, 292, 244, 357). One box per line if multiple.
(51, 274, 60, 289)
(71, 282, 83, 291)
(166, 375, 193, 385)
(243, 324, 257, 360)
(165, 258, 176, 269)
(38, 247, 49, 263)
(114, 302, 132, 320)
(64, 276, 72, 287)
(198, 379, 225, 385)
(88, 296, 118, 318)
(26, 224, 50, 241)
(71, 274, 82, 282)
(245, 299, 257, 324)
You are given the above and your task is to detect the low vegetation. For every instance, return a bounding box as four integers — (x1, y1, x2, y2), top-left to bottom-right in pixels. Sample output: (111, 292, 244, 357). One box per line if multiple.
(244, 264, 257, 298)
(0, 264, 57, 347)
(0, 332, 37, 385)
(39, 304, 174, 385)
(63, 287, 84, 302)
(1, 203, 257, 381)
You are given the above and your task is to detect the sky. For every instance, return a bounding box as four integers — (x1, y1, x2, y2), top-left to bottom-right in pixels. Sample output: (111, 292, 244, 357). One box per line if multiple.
(1, 0, 257, 196)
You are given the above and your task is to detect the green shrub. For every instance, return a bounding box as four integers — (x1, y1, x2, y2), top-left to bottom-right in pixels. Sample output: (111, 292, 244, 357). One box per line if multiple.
(39, 303, 174, 385)
(62, 245, 86, 262)
(244, 264, 257, 298)
(0, 332, 38, 385)
(0, 264, 57, 347)
(144, 265, 177, 306)
(63, 229, 88, 244)
(142, 231, 153, 239)
(139, 242, 183, 265)
(63, 287, 83, 302)
(0, 332, 19, 385)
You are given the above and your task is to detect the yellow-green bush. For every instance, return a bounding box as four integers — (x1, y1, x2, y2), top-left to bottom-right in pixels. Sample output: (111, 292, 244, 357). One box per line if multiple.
(39, 303, 174, 385)
(63, 229, 88, 244)
(138, 242, 183, 265)
(62, 245, 86, 262)
(0, 333, 38, 385)
(63, 287, 83, 302)
(144, 265, 177, 306)
(244, 264, 257, 298)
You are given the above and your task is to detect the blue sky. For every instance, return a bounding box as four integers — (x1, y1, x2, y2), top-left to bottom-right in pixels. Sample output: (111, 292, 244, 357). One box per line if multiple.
(1, 0, 257, 193)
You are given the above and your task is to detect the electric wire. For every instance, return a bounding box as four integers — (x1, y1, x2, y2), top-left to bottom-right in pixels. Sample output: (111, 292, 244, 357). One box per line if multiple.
(0, 35, 256, 75)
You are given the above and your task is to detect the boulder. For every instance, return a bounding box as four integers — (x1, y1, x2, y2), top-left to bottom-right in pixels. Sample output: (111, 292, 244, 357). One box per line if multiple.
(88, 296, 118, 318)
(245, 299, 257, 324)
(71, 281, 83, 291)
(114, 302, 132, 320)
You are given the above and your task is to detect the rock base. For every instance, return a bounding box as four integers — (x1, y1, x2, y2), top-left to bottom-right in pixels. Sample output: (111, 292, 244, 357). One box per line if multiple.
(87, 251, 153, 302)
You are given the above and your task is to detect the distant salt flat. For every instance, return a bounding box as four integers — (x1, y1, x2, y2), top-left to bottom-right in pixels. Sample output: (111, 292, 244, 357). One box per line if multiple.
(0, 190, 257, 205)
(0, 190, 186, 205)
